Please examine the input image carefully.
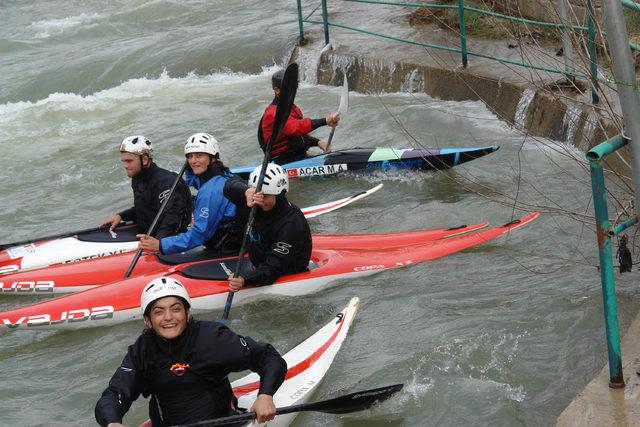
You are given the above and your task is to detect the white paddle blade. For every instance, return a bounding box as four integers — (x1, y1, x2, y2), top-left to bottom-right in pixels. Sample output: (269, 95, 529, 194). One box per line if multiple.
(337, 76, 349, 116)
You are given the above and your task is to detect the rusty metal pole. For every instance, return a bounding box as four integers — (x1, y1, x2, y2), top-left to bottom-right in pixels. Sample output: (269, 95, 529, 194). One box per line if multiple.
(587, 135, 629, 388)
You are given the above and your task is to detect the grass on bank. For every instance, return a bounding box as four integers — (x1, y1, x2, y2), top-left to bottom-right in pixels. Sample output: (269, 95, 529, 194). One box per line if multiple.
(409, 1, 640, 45)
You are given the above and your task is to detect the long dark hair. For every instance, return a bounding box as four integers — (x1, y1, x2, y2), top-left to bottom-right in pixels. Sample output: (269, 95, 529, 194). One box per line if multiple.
(211, 154, 230, 174)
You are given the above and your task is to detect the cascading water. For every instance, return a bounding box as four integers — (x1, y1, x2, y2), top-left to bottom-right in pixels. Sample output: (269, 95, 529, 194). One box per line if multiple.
(401, 68, 425, 93)
(514, 88, 535, 128)
(562, 104, 583, 145)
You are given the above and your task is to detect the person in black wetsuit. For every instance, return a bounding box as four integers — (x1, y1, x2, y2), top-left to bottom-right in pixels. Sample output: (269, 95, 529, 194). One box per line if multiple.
(258, 69, 340, 164)
(100, 135, 192, 239)
(224, 163, 312, 290)
(95, 276, 287, 427)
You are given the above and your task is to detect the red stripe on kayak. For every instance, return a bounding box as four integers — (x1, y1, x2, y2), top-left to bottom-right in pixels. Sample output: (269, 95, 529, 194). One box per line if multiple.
(232, 313, 346, 397)
(302, 198, 351, 216)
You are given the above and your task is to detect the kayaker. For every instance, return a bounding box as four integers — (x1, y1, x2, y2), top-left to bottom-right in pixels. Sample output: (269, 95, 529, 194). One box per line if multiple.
(224, 163, 312, 290)
(94, 277, 287, 427)
(258, 68, 340, 164)
(100, 135, 192, 239)
(137, 133, 246, 256)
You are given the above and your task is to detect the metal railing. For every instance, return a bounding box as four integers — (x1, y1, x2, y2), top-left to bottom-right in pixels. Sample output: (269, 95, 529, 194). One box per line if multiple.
(587, 134, 637, 388)
(296, 0, 640, 105)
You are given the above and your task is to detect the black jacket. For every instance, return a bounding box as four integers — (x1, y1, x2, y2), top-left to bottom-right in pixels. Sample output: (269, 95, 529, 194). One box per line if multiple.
(95, 320, 287, 427)
(118, 162, 192, 239)
(224, 178, 312, 286)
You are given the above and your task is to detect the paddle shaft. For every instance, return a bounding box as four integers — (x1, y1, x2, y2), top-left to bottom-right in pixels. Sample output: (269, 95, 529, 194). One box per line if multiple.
(172, 383, 403, 427)
(220, 63, 298, 321)
(124, 161, 189, 278)
(325, 115, 339, 150)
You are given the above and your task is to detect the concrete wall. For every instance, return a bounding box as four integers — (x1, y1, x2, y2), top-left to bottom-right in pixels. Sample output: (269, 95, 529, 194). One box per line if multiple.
(291, 46, 629, 175)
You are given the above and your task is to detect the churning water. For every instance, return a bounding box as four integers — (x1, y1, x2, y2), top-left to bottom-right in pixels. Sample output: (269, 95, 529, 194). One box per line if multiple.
(1, 1, 638, 426)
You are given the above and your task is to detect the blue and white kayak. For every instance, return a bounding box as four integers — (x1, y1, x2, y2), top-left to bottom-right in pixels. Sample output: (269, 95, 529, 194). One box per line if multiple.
(230, 146, 499, 178)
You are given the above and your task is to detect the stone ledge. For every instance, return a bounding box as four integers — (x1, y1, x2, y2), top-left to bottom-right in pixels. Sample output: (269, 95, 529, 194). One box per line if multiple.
(291, 45, 630, 176)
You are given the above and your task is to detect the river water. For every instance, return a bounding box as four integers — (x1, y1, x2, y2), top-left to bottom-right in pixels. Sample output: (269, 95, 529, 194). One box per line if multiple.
(1, 1, 639, 426)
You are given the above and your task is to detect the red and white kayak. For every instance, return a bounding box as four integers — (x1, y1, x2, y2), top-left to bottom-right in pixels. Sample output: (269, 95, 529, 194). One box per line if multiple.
(0, 184, 383, 275)
(0, 212, 539, 330)
(138, 297, 360, 427)
(0, 221, 490, 295)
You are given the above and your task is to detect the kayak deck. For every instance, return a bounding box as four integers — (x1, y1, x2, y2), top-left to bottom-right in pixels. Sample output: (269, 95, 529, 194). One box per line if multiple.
(231, 146, 500, 178)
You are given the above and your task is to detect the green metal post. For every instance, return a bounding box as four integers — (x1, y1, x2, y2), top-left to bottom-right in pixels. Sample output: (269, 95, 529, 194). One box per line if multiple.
(458, 0, 468, 67)
(588, 152, 625, 388)
(321, 0, 330, 45)
(587, 0, 600, 104)
(296, 0, 305, 44)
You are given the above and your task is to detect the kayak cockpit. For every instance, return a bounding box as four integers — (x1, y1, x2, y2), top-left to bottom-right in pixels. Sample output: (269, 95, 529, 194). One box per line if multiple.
(156, 246, 236, 266)
(179, 257, 320, 281)
(76, 225, 137, 243)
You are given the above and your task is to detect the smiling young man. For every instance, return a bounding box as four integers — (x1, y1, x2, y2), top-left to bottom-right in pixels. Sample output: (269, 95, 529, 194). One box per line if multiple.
(95, 277, 287, 427)
(100, 135, 192, 239)
(224, 163, 312, 290)
(137, 133, 245, 256)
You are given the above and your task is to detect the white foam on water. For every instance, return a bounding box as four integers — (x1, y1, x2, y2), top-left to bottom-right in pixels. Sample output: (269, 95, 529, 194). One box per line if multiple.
(27, 13, 104, 38)
(514, 88, 535, 129)
(581, 110, 598, 145)
(562, 104, 582, 144)
(427, 98, 514, 134)
(400, 69, 424, 93)
(406, 374, 434, 399)
(55, 172, 83, 187)
(464, 377, 527, 402)
(296, 43, 325, 84)
(391, 368, 435, 409)
(515, 134, 586, 161)
(0, 68, 274, 121)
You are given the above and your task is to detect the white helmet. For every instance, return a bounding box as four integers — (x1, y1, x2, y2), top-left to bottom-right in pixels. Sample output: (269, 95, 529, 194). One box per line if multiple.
(184, 133, 220, 156)
(120, 135, 153, 157)
(141, 277, 192, 316)
(249, 163, 289, 195)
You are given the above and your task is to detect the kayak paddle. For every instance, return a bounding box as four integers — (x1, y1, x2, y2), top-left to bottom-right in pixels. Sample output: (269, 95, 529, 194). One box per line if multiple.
(124, 161, 189, 278)
(172, 383, 403, 427)
(325, 73, 349, 151)
(220, 62, 299, 321)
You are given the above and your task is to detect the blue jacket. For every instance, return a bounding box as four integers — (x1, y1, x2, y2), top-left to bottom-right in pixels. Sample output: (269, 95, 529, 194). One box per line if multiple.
(160, 167, 236, 254)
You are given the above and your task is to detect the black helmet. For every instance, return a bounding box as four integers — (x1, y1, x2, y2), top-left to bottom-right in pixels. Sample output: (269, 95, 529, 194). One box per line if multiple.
(271, 69, 285, 88)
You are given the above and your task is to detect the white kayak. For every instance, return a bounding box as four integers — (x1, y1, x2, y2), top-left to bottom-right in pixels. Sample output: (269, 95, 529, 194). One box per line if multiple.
(138, 297, 360, 427)
(0, 185, 382, 275)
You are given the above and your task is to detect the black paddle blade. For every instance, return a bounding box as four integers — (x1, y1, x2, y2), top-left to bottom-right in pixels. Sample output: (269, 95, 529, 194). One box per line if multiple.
(170, 384, 404, 427)
(268, 63, 299, 150)
(297, 383, 404, 414)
